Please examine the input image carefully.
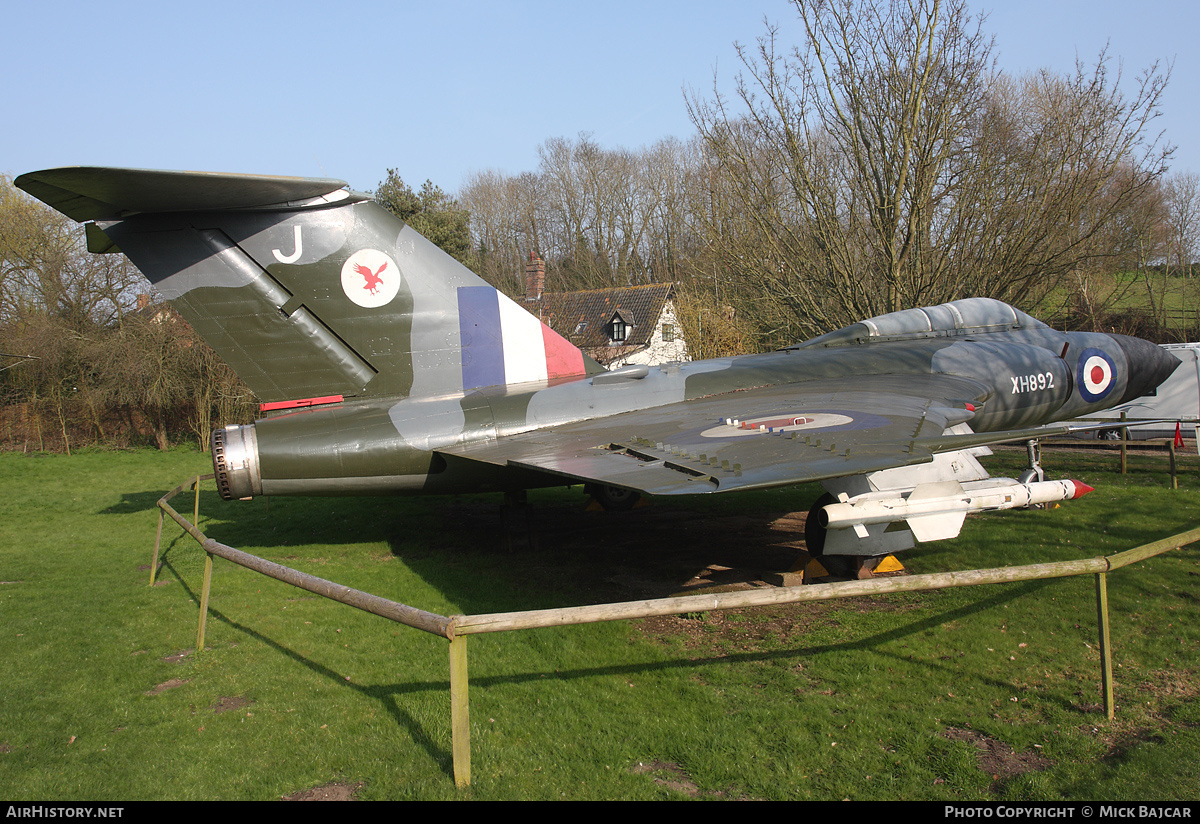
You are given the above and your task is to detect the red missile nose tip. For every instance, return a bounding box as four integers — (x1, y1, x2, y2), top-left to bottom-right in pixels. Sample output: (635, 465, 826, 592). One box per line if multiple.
(1070, 481, 1095, 499)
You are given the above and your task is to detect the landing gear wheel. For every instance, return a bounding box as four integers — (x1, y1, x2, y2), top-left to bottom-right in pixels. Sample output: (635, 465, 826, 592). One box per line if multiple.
(587, 484, 642, 512)
(804, 493, 868, 578)
(1017, 467, 1045, 484)
(804, 492, 834, 557)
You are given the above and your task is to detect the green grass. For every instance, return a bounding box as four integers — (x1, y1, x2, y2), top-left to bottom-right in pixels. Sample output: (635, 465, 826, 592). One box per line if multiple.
(1, 445, 1198, 800)
(1039, 269, 1200, 337)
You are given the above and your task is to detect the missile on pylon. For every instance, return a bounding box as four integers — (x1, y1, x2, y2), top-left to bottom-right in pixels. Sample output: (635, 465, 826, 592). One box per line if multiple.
(819, 478, 1094, 544)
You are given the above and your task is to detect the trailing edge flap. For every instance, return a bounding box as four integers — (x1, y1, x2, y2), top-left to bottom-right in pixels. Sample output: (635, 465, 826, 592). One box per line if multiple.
(14, 167, 349, 221)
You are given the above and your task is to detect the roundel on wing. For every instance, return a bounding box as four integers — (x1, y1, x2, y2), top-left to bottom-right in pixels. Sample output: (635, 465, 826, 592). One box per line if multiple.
(700, 412, 854, 438)
(1076, 347, 1117, 402)
(689, 409, 890, 443)
(341, 249, 401, 308)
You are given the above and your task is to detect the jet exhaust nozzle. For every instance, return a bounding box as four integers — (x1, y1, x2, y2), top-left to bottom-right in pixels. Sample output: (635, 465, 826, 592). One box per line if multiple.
(212, 424, 263, 500)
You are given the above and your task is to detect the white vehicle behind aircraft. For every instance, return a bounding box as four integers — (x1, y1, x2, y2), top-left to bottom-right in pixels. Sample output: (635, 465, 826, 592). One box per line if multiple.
(1088, 343, 1200, 441)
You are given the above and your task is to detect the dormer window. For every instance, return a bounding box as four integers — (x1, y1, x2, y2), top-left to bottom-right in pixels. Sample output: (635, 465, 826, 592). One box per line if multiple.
(607, 315, 627, 343)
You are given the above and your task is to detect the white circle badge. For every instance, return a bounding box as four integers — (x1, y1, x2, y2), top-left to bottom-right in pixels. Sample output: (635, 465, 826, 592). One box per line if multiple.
(340, 249, 400, 308)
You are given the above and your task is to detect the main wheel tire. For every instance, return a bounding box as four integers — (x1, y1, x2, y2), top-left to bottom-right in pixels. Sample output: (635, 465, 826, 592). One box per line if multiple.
(803, 493, 870, 577)
(588, 484, 642, 512)
(804, 492, 835, 556)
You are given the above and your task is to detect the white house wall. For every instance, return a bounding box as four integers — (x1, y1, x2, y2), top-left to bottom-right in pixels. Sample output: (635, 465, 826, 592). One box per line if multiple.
(610, 300, 690, 367)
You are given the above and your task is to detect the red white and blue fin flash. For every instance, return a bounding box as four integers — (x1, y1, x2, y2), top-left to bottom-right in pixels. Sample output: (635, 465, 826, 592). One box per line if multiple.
(457, 286, 586, 390)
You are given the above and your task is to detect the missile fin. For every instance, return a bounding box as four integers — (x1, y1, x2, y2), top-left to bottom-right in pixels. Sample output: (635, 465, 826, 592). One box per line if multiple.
(907, 510, 967, 542)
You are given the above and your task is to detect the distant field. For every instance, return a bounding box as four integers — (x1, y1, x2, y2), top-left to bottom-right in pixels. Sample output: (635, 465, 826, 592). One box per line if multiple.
(1039, 270, 1200, 338)
(1, 446, 1198, 801)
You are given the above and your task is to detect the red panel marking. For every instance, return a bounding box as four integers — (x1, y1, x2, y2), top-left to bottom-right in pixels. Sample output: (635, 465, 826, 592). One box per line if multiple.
(260, 394, 344, 412)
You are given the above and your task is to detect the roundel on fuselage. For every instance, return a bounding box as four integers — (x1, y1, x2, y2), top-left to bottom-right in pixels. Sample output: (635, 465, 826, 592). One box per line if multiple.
(1077, 347, 1117, 403)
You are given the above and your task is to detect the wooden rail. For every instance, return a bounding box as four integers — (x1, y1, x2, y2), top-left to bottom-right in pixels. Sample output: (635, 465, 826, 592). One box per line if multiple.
(153, 475, 1200, 789)
(153, 476, 451, 641)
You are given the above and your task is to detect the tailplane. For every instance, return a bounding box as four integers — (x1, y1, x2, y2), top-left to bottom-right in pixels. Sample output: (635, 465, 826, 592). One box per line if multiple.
(15, 166, 603, 404)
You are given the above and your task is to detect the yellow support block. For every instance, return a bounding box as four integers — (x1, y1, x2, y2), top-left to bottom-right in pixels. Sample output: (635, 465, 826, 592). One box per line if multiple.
(873, 555, 905, 573)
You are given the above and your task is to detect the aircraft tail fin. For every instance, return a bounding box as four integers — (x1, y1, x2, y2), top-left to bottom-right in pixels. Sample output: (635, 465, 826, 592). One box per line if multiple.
(15, 167, 604, 404)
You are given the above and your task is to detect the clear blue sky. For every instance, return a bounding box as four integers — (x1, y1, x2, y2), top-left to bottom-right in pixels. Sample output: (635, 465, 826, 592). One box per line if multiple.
(4, 1, 1196, 194)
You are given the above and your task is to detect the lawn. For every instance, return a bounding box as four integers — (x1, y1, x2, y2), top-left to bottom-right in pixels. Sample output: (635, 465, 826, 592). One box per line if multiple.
(1, 445, 1197, 800)
(1039, 269, 1200, 338)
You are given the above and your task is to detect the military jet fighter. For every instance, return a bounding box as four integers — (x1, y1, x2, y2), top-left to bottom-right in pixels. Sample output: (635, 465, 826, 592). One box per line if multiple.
(15, 167, 1181, 559)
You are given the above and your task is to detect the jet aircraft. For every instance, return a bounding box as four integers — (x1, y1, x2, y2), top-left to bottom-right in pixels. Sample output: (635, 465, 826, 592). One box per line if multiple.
(15, 167, 1181, 560)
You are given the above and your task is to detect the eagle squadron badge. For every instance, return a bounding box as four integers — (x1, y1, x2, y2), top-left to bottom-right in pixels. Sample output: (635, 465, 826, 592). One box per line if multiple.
(341, 249, 400, 308)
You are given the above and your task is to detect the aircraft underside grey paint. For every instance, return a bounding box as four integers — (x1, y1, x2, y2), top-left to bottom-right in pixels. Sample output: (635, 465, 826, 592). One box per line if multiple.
(15, 167, 1181, 557)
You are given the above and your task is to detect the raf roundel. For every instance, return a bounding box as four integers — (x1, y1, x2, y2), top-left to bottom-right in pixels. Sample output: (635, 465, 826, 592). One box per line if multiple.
(694, 410, 888, 441)
(341, 249, 401, 308)
(700, 412, 854, 439)
(1077, 348, 1117, 402)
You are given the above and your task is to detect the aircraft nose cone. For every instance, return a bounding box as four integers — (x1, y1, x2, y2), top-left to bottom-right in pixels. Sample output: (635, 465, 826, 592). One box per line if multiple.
(1110, 334, 1180, 403)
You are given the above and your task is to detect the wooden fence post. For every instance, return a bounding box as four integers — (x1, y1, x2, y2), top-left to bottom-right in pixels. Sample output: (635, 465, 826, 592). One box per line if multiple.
(1095, 572, 1115, 721)
(196, 552, 213, 652)
(449, 634, 471, 787)
(150, 508, 164, 587)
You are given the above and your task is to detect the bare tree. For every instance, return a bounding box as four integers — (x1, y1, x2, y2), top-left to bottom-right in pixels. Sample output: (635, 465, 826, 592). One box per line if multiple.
(460, 169, 530, 295)
(1165, 171, 1200, 278)
(535, 134, 655, 289)
(688, 0, 1173, 345)
(460, 135, 710, 296)
(0, 175, 144, 330)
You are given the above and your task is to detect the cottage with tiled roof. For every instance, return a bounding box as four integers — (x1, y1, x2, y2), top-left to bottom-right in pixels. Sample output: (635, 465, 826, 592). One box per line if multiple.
(521, 257, 689, 367)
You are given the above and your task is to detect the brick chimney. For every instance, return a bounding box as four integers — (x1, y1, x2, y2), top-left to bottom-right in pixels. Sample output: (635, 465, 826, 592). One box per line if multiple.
(525, 253, 545, 302)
